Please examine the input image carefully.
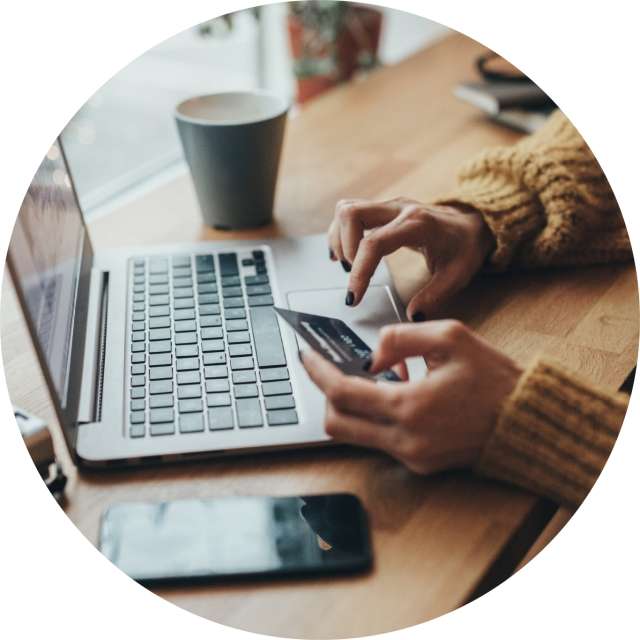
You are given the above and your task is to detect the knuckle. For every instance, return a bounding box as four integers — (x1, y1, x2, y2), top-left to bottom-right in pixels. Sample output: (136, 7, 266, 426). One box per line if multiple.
(337, 202, 357, 223)
(440, 319, 467, 342)
(379, 324, 400, 351)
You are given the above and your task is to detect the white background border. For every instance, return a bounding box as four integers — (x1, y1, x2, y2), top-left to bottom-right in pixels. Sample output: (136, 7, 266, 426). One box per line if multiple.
(1, 1, 638, 638)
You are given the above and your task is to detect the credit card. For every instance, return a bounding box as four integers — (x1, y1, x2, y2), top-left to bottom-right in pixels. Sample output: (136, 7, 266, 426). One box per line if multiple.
(275, 307, 400, 381)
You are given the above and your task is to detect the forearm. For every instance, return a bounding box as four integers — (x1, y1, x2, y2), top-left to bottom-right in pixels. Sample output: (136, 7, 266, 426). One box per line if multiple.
(475, 356, 628, 508)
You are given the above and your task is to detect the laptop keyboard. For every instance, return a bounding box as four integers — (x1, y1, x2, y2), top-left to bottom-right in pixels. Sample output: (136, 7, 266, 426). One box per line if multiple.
(127, 250, 298, 437)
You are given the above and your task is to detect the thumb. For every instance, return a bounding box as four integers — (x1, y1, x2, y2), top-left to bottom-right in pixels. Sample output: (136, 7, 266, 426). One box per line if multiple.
(370, 321, 461, 373)
(406, 268, 464, 321)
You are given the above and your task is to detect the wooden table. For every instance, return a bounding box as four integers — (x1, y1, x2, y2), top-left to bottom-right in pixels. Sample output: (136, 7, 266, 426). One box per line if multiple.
(2, 34, 637, 638)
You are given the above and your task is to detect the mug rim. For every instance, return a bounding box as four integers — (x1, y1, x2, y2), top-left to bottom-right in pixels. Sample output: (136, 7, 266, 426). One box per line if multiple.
(175, 90, 290, 127)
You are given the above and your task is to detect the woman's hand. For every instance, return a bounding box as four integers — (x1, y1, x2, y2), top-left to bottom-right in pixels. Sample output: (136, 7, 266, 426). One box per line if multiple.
(301, 320, 522, 475)
(328, 197, 495, 320)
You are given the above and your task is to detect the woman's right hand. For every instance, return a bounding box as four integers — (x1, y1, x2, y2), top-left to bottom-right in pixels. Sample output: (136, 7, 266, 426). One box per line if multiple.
(328, 197, 495, 320)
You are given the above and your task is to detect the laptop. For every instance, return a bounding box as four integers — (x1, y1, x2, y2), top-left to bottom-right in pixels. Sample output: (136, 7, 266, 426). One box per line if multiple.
(7, 140, 408, 468)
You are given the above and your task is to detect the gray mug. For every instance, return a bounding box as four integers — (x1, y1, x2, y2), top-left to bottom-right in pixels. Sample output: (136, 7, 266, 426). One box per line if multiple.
(175, 91, 289, 230)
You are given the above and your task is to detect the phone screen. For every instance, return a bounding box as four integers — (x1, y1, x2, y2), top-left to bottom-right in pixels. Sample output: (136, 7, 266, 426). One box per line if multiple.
(98, 493, 371, 584)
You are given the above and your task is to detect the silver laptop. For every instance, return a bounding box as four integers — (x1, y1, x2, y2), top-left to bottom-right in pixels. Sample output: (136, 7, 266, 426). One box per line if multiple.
(7, 140, 407, 468)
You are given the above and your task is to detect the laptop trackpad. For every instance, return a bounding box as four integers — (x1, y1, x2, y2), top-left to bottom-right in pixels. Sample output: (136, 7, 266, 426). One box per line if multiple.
(286, 285, 401, 352)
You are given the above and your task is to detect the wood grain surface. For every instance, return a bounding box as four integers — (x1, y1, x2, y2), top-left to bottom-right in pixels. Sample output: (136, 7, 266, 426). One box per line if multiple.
(2, 33, 637, 638)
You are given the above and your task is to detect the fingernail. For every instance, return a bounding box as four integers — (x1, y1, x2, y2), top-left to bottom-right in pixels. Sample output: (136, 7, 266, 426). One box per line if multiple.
(411, 312, 426, 322)
(345, 290, 355, 306)
(329, 248, 336, 260)
(341, 260, 352, 273)
(363, 357, 372, 371)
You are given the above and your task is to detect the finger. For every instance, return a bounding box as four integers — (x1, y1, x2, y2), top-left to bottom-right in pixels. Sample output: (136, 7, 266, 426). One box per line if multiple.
(328, 218, 345, 262)
(405, 268, 463, 321)
(370, 320, 466, 372)
(336, 200, 401, 264)
(347, 220, 420, 305)
(324, 403, 398, 453)
(301, 349, 398, 421)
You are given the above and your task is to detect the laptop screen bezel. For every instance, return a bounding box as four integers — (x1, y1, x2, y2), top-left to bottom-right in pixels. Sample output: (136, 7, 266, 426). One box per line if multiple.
(6, 138, 94, 460)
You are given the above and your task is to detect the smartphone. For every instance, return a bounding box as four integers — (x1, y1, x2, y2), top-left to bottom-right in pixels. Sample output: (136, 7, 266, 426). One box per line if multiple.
(98, 493, 372, 584)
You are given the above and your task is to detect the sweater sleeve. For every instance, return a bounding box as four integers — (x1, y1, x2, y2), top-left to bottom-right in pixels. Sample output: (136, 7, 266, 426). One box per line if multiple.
(474, 356, 628, 508)
(437, 110, 632, 270)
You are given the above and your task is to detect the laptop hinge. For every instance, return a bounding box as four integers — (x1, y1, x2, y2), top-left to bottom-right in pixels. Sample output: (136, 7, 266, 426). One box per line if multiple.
(77, 269, 109, 424)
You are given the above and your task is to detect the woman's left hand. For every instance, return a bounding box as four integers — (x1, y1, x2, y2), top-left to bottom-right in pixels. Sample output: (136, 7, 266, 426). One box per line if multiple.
(301, 320, 522, 474)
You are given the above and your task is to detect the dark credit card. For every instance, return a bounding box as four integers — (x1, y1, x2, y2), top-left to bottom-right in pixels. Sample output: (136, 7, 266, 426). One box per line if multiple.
(275, 307, 400, 381)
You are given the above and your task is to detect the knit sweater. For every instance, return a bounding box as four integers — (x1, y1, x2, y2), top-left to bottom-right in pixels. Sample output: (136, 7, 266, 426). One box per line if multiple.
(441, 110, 633, 509)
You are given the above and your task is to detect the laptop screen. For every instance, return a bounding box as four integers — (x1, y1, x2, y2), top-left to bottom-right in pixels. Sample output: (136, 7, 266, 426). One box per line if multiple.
(9, 141, 90, 410)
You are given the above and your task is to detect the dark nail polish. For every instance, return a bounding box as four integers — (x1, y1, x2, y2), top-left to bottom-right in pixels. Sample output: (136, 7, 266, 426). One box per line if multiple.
(345, 290, 355, 306)
(411, 312, 426, 322)
(363, 357, 372, 371)
(329, 248, 336, 260)
(341, 260, 352, 273)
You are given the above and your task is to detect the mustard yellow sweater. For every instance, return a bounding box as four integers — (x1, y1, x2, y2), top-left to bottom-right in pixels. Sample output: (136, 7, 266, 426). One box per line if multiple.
(441, 110, 633, 509)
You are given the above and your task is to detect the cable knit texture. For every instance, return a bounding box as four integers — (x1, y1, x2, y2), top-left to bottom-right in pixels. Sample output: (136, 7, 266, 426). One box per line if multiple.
(438, 110, 632, 270)
(437, 110, 633, 508)
(476, 357, 628, 508)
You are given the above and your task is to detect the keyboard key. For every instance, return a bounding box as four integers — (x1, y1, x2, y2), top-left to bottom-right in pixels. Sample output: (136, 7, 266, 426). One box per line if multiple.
(199, 304, 221, 315)
(133, 293, 145, 303)
(232, 370, 256, 384)
(132, 321, 145, 332)
(219, 253, 239, 276)
(149, 258, 168, 273)
(176, 357, 199, 371)
(201, 327, 223, 340)
(198, 283, 218, 295)
(150, 394, 173, 409)
(173, 277, 193, 289)
(262, 381, 292, 396)
(265, 395, 295, 410)
(207, 393, 231, 407)
(172, 256, 191, 267)
(131, 387, 145, 399)
(203, 352, 226, 365)
(267, 409, 298, 426)
(149, 353, 172, 366)
(249, 307, 286, 368)
(150, 422, 175, 436)
(196, 272, 216, 284)
(198, 293, 219, 305)
(222, 286, 243, 298)
(130, 411, 145, 423)
(225, 308, 246, 320)
(131, 331, 145, 342)
(244, 274, 269, 285)
(132, 302, 145, 313)
(204, 365, 228, 379)
(172, 267, 192, 279)
(174, 298, 195, 309)
(229, 344, 252, 357)
(178, 398, 203, 413)
(150, 408, 174, 423)
(174, 308, 195, 321)
(149, 340, 171, 354)
(173, 287, 194, 299)
(202, 339, 224, 352)
(175, 344, 198, 358)
(175, 332, 197, 345)
(256, 264, 267, 274)
(248, 295, 274, 307)
(131, 342, 145, 353)
(223, 298, 244, 309)
(228, 331, 250, 344)
(132, 311, 145, 322)
(226, 319, 248, 332)
(130, 423, 145, 438)
(206, 379, 230, 393)
(260, 367, 289, 382)
(236, 398, 263, 428)
(221, 275, 241, 287)
(195, 254, 215, 273)
(149, 274, 168, 285)
(131, 364, 145, 375)
(180, 413, 204, 433)
(133, 285, 146, 294)
(234, 384, 258, 399)
(175, 320, 197, 332)
(149, 380, 173, 395)
(246, 284, 272, 296)
(178, 385, 202, 399)
(131, 375, 145, 387)
(149, 316, 170, 329)
(149, 284, 169, 295)
(230, 356, 254, 370)
(208, 407, 234, 431)
(252, 249, 264, 260)
(149, 305, 170, 317)
(241, 258, 254, 267)
(149, 294, 169, 306)
(149, 328, 171, 341)
(149, 366, 172, 380)
(200, 315, 223, 327)
(177, 371, 200, 385)
(131, 353, 145, 364)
